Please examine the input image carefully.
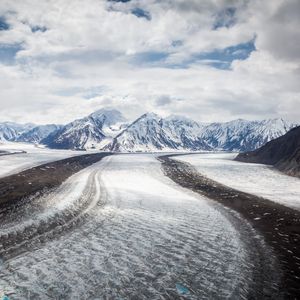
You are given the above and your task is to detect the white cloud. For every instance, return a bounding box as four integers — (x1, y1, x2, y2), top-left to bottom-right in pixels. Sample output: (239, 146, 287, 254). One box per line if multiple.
(0, 0, 299, 124)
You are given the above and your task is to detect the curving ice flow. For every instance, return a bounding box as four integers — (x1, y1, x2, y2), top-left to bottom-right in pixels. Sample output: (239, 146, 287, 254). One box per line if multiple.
(0, 154, 277, 299)
(0, 142, 86, 177)
(174, 153, 300, 210)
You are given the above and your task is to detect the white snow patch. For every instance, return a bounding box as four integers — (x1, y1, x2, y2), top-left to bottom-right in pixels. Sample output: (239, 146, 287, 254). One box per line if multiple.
(0, 141, 86, 177)
(0, 154, 260, 299)
(174, 153, 300, 210)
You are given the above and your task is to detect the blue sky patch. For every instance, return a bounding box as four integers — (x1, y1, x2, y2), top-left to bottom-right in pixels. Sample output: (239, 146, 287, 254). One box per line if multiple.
(190, 39, 256, 69)
(131, 8, 151, 20)
(127, 39, 255, 70)
(130, 51, 169, 66)
(31, 25, 47, 33)
(0, 44, 22, 64)
(0, 17, 9, 31)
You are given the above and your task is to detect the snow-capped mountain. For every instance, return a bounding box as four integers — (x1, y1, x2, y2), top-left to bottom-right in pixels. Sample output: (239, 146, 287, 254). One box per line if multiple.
(236, 126, 300, 177)
(0, 108, 296, 152)
(199, 118, 295, 152)
(109, 113, 211, 152)
(108, 115, 296, 152)
(17, 124, 62, 144)
(0, 122, 35, 141)
(42, 109, 127, 150)
(162, 115, 209, 150)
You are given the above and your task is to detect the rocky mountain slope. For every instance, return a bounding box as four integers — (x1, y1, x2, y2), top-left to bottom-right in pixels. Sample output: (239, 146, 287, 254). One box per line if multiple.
(107, 115, 295, 152)
(0, 108, 296, 152)
(41, 109, 127, 150)
(235, 126, 300, 177)
(199, 118, 293, 152)
(17, 124, 62, 144)
(0, 122, 35, 141)
(109, 113, 211, 152)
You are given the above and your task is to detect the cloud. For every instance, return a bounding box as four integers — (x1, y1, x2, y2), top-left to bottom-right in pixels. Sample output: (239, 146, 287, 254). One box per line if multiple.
(155, 95, 172, 106)
(0, 0, 298, 124)
(213, 7, 237, 30)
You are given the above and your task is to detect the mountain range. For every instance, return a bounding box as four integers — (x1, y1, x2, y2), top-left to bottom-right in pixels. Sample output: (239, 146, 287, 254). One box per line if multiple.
(236, 126, 300, 177)
(0, 108, 297, 152)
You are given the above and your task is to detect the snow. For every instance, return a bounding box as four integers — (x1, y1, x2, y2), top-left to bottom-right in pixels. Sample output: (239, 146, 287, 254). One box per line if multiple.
(0, 154, 276, 298)
(108, 114, 296, 152)
(0, 161, 98, 233)
(89, 108, 127, 125)
(110, 113, 209, 152)
(0, 141, 84, 177)
(198, 118, 296, 151)
(17, 124, 61, 143)
(1, 110, 296, 153)
(0, 122, 35, 141)
(43, 109, 128, 150)
(174, 152, 300, 210)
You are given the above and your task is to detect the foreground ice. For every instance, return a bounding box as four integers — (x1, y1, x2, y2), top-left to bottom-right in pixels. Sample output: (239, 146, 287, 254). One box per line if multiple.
(174, 153, 300, 210)
(0, 154, 276, 299)
(0, 141, 85, 177)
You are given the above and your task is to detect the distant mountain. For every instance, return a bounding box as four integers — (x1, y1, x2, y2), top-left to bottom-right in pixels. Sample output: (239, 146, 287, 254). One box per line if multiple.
(17, 124, 62, 144)
(235, 126, 300, 177)
(199, 118, 294, 151)
(0, 109, 296, 152)
(42, 109, 127, 150)
(108, 113, 211, 152)
(107, 115, 295, 152)
(0, 122, 35, 141)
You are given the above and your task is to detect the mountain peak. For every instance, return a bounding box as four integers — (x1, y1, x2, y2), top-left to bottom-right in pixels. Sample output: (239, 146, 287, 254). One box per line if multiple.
(140, 112, 161, 120)
(89, 108, 127, 124)
(0, 110, 296, 153)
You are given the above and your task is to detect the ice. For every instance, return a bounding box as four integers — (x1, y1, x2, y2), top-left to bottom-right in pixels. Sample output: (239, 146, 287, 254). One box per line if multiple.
(0, 141, 85, 177)
(174, 153, 300, 210)
(176, 283, 190, 295)
(0, 154, 278, 299)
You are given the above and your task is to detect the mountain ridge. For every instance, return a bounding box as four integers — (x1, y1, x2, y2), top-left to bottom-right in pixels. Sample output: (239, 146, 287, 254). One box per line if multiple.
(0, 109, 297, 152)
(235, 126, 300, 177)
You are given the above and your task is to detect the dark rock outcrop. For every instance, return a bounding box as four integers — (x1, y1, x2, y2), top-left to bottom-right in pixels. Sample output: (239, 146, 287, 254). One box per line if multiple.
(236, 126, 300, 177)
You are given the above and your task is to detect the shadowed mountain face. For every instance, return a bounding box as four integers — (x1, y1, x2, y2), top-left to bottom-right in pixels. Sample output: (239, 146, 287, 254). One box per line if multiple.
(0, 108, 296, 152)
(0, 122, 35, 141)
(17, 124, 62, 143)
(107, 116, 296, 152)
(108, 113, 212, 152)
(41, 109, 128, 150)
(235, 126, 300, 177)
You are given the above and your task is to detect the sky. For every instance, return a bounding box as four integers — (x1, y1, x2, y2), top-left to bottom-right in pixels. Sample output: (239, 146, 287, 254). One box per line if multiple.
(0, 0, 299, 124)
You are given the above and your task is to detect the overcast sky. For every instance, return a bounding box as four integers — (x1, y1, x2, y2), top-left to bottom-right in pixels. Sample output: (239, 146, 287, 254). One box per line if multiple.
(0, 0, 299, 124)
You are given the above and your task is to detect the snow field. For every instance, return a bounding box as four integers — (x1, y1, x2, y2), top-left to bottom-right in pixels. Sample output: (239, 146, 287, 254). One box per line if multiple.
(174, 153, 300, 210)
(0, 154, 277, 299)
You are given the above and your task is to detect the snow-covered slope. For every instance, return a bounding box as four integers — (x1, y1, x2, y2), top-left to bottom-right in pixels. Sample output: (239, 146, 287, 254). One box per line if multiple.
(0, 142, 84, 178)
(0, 109, 295, 152)
(17, 124, 62, 144)
(174, 153, 300, 210)
(0, 154, 273, 298)
(0, 122, 35, 141)
(42, 109, 127, 150)
(236, 126, 300, 177)
(199, 118, 295, 152)
(109, 113, 211, 152)
(108, 115, 294, 152)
